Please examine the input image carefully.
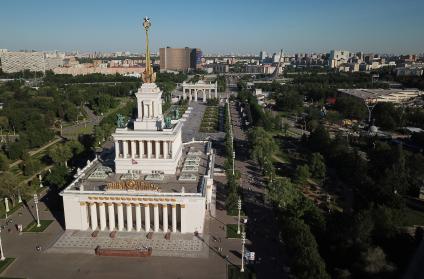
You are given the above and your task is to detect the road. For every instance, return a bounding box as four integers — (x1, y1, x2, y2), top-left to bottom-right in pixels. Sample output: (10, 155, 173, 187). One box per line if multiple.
(229, 101, 287, 278)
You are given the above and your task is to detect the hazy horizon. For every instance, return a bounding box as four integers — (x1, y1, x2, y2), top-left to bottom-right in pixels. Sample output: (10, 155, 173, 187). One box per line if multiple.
(1, 0, 423, 55)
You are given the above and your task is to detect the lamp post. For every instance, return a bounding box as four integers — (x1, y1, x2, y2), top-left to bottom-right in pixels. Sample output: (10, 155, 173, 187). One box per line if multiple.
(4, 198, 9, 219)
(241, 231, 246, 272)
(0, 228, 5, 261)
(33, 194, 41, 227)
(232, 151, 235, 176)
(237, 198, 242, 234)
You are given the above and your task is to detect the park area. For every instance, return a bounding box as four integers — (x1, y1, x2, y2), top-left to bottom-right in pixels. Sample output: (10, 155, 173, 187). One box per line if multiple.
(200, 106, 220, 133)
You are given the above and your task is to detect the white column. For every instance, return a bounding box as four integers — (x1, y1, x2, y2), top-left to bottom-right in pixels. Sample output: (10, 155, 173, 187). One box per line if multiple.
(80, 202, 89, 230)
(164, 141, 169, 159)
(131, 141, 136, 158)
(147, 140, 152, 159)
(90, 203, 98, 230)
(203, 91, 206, 102)
(117, 203, 124, 231)
(135, 204, 142, 232)
(108, 203, 115, 231)
(195, 90, 198, 101)
(215, 89, 217, 98)
(139, 141, 144, 158)
(144, 204, 150, 232)
(99, 203, 107, 231)
(153, 204, 159, 232)
(114, 141, 119, 158)
(163, 204, 168, 232)
(172, 205, 177, 233)
(123, 141, 128, 158)
(180, 204, 185, 233)
(155, 141, 160, 159)
(126, 204, 133, 231)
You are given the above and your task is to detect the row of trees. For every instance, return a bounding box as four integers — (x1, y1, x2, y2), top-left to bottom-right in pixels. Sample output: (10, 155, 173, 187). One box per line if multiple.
(244, 111, 331, 278)
(223, 103, 240, 213)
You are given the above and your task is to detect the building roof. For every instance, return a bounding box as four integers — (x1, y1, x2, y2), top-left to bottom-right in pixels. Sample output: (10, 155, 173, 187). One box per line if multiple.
(338, 88, 423, 103)
(64, 142, 212, 195)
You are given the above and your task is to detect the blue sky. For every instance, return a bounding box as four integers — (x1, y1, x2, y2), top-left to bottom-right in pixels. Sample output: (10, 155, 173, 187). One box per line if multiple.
(0, 0, 423, 54)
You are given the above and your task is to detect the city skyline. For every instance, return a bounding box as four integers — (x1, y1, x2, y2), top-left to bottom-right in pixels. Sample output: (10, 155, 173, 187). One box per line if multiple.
(1, 0, 424, 54)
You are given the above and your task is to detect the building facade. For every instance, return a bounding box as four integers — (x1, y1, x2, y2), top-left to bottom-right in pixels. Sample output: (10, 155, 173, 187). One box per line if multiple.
(61, 81, 216, 234)
(0, 51, 64, 73)
(159, 47, 201, 72)
(181, 80, 218, 102)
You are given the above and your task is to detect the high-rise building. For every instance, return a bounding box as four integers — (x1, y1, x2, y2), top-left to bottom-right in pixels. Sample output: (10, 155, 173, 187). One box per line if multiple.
(159, 47, 202, 72)
(259, 50, 267, 62)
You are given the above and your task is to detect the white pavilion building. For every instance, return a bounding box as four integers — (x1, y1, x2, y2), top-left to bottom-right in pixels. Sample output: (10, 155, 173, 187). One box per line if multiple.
(60, 18, 215, 235)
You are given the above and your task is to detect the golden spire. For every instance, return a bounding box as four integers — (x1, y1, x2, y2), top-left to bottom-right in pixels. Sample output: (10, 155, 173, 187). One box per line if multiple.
(142, 17, 156, 83)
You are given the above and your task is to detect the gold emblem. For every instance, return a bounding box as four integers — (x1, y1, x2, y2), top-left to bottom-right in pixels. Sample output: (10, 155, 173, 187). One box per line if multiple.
(106, 180, 161, 192)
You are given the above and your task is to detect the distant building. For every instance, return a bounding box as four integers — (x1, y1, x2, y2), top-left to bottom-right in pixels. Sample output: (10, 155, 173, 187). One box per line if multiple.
(338, 88, 423, 104)
(395, 67, 423, 77)
(259, 50, 267, 62)
(211, 63, 229, 73)
(329, 50, 350, 68)
(0, 51, 64, 73)
(159, 47, 202, 72)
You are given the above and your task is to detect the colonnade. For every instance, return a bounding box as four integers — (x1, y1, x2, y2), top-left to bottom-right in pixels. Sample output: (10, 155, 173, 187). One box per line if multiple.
(115, 140, 172, 159)
(82, 202, 184, 233)
(182, 88, 218, 102)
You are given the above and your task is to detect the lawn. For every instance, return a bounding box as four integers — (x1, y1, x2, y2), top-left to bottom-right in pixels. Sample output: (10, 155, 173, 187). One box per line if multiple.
(226, 224, 245, 239)
(404, 207, 424, 226)
(23, 220, 53, 232)
(227, 207, 246, 217)
(200, 106, 219, 133)
(227, 265, 256, 279)
(0, 258, 15, 274)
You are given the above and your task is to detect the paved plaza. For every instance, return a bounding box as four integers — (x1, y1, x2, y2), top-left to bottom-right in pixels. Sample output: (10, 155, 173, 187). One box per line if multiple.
(50, 229, 209, 258)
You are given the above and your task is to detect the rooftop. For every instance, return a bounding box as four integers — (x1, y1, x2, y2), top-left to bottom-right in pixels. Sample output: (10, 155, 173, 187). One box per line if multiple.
(65, 142, 212, 195)
(338, 88, 423, 101)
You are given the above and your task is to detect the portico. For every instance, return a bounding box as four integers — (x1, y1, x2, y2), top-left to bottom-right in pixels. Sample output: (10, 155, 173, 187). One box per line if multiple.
(182, 80, 218, 103)
(81, 201, 183, 233)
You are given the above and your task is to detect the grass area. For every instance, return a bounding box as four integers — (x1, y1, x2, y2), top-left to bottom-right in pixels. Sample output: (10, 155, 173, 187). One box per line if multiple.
(226, 224, 245, 239)
(200, 106, 219, 133)
(0, 258, 15, 274)
(227, 208, 246, 217)
(227, 265, 256, 279)
(404, 207, 424, 226)
(23, 220, 53, 232)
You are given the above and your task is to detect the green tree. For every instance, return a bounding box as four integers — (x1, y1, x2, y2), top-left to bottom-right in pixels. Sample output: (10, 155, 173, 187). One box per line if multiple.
(48, 144, 72, 167)
(309, 153, 326, 180)
(295, 164, 311, 184)
(267, 177, 299, 208)
(45, 165, 68, 189)
(0, 171, 24, 205)
(0, 153, 9, 171)
(249, 127, 277, 169)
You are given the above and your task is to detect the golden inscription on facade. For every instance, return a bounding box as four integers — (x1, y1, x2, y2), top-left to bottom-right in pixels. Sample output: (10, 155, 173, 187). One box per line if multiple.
(106, 180, 161, 192)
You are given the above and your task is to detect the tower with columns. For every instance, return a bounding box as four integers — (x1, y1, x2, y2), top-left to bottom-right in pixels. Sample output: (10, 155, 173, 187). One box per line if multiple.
(112, 17, 182, 175)
(112, 82, 183, 174)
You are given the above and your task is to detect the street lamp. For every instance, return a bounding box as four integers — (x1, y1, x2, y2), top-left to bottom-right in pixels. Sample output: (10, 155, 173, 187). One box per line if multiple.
(237, 198, 242, 234)
(241, 231, 246, 272)
(33, 194, 41, 227)
(232, 151, 235, 176)
(0, 228, 5, 261)
(4, 198, 9, 219)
